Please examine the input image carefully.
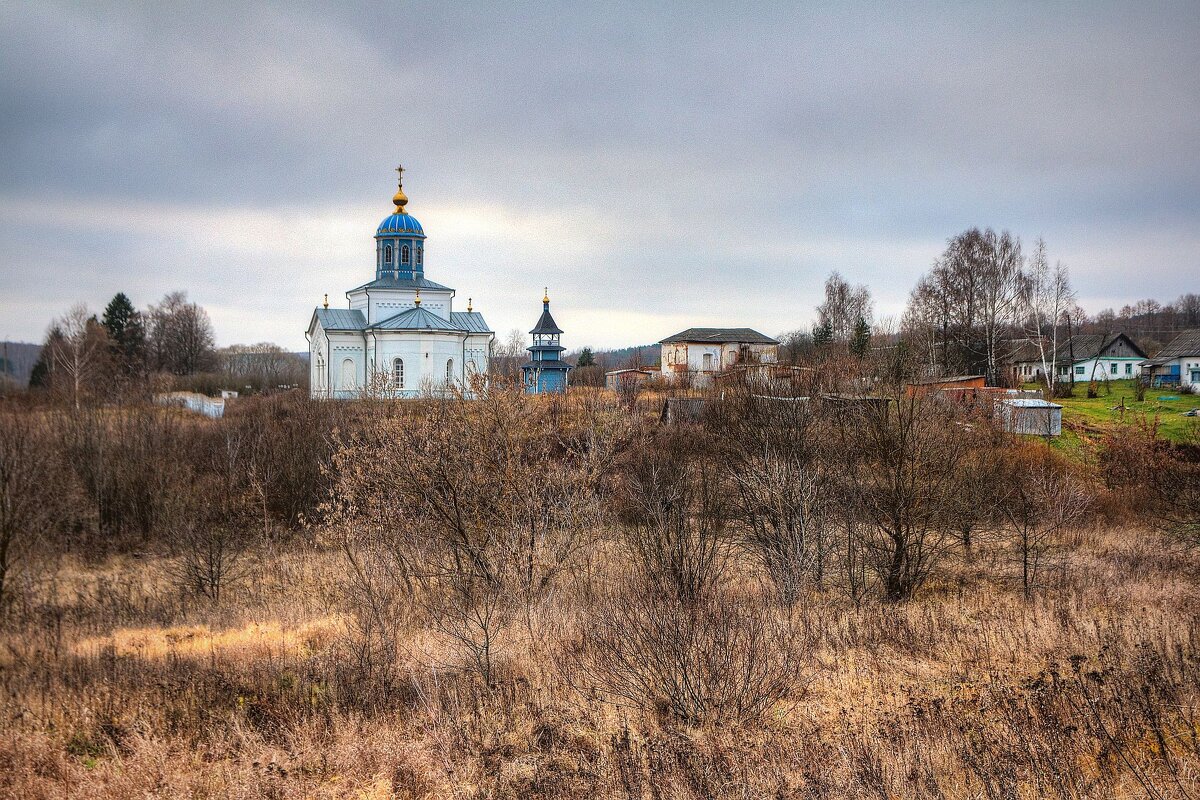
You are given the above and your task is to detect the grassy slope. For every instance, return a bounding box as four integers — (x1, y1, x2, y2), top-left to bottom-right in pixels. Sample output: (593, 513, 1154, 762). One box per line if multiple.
(1019, 379, 1198, 454)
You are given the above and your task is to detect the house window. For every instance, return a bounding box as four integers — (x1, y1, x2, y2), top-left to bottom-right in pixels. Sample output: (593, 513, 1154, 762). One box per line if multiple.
(416, 247, 423, 266)
(1125, 363, 1132, 375)
(1059, 366, 1069, 376)
(1110, 363, 1118, 375)
(1075, 366, 1085, 376)
(393, 358, 404, 389)
(703, 353, 714, 370)
(384, 244, 392, 265)
(340, 358, 355, 390)
(446, 358, 454, 383)
(402, 245, 410, 264)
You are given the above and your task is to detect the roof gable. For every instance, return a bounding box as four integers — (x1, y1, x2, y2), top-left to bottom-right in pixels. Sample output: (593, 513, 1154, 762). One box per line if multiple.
(370, 306, 466, 332)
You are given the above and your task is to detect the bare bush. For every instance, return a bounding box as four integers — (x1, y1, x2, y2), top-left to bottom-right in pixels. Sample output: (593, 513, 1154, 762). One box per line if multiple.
(568, 575, 809, 725)
(832, 390, 983, 601)
(712, 389, 833, 604)
(998, 446, 1091, 598)
(616, 427, 730, 604)
(327, 386, 621, 682)
(0, 412, 62, 604)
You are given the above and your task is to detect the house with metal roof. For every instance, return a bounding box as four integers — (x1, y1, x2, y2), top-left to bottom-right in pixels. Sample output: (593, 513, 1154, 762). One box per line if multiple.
(304, 168, 494, 398)
(1141, 329, 1200, 388)
(1012, 333, 1147, 385)
(659, 327, 779, 388)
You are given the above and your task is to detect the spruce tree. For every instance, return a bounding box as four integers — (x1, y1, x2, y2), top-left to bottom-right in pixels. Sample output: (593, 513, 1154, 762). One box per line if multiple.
(101, 293, 146, 376)
(850, 316, 871, 358)
(576, 346, 595, 367)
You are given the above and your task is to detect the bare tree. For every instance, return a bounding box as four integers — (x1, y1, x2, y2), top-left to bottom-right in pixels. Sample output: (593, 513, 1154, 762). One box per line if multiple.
(148, 291, 216, 376)
(974, 229, 1026, 386)
(832, 389, 979, 601)
(816, 271, 874, 343)
(44, 304, 111, 409)
(1024, 238, 1076, 396)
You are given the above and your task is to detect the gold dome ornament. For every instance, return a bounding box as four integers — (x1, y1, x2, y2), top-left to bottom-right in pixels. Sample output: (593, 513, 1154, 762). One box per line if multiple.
(543, 287, 550, 304)
(392, 164, 409, 214)
(414, 288, 421, 306)
(323, 293, 329, 309)
(467, 297, 473, 312)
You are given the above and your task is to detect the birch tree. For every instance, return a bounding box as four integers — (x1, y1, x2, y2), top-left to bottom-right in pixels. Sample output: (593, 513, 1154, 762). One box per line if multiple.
(1024, 238, 1076, 395)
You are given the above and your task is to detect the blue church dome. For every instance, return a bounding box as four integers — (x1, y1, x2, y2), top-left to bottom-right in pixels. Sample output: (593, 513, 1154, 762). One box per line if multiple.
(376, 212, 424, 236)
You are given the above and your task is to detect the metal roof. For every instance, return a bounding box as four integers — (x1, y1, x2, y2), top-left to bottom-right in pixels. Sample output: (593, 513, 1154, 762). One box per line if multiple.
(375, 212, 425, 236)
(1051, 332, 1146, 363)
(1152, 329, 1200, 359)
(349, 276, 453, 293)
(369, 306, 466, 332)
(660, 327, 779, 345)
(530, 306, 563, 334)
(521, 359, 573, 370)
(1000, 398, 1062, 408)
(450, 311, 493, 334)
(313, 308, 366, 331)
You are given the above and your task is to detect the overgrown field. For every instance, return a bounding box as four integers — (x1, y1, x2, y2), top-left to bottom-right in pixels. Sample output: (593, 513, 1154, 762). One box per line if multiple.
(1, 381, 1199, 799)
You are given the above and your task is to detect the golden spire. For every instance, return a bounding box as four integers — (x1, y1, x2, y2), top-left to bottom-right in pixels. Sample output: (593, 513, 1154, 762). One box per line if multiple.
(392, 164, 409, 215)
(467, 297, 473, 312)
(323, 293, 329, 309)
(413, 287, 421, 306)
(543, 286, 550, 304)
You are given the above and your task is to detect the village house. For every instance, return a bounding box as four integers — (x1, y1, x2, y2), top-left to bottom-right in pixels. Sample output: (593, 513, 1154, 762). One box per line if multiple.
(1140, 329, 1200, 388)
(659, 328, 779, 388)
(1012, 333, 1146, 384)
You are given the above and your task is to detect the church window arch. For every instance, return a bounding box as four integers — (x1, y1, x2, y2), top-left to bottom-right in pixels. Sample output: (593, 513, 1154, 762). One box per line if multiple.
(402, 244, 410, 264)
(340, 358, 356, 391)
(416, 246, 423, 266)
(384, 244, 392, 265)
(446, 358, 454, 383)
(393, 358, 405, 389)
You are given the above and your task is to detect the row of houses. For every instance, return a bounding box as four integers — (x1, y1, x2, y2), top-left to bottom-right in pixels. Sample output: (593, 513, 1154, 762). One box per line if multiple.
(609, 328, 1200, 391)
(1011, 330, 1200, 389)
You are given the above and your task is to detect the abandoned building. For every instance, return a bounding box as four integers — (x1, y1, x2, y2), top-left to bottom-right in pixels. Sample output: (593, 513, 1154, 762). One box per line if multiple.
(659, 328, 779, 388)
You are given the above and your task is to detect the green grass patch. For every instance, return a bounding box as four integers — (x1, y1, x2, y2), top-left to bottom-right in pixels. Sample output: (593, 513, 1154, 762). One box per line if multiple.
(1023, 379, 1199, 447)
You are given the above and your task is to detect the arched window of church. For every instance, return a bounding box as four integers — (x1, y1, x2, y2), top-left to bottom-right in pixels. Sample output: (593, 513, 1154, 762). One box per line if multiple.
(416, 247, 423, 266)
(384, 244, 392, 265)
(402, 245, 410, 264)
(445, 358, 454, 383)
(340, 358, 355, 390)
(393, 358, 405, 389)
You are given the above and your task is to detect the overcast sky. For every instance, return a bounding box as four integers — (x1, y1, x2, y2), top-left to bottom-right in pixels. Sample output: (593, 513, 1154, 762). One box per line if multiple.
(1, 2, 1197, 350)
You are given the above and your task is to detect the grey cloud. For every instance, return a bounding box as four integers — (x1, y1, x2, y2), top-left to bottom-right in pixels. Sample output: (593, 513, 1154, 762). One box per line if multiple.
(1, 1, 1197, 349)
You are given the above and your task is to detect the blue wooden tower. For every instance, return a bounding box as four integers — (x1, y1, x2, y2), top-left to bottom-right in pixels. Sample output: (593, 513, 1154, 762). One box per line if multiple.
(521, 288, 571, 394)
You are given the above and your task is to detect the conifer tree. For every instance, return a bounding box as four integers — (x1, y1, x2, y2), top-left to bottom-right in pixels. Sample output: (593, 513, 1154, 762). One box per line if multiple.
(101, 292, 147, 376)
(850, 316, 871, 358)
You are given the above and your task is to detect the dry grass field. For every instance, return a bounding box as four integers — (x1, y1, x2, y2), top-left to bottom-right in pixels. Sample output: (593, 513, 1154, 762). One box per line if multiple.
(2, 384, 1199, 799)
(2, 526, 1199, 799)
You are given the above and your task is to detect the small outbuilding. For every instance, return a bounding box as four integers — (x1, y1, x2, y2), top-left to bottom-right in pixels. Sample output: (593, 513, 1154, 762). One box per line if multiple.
(605, 368, 653, 391)
(997, 398, 1062, 436)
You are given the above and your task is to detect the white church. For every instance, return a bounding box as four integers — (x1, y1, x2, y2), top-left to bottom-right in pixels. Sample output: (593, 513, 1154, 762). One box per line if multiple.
(306, 168, 494, 398)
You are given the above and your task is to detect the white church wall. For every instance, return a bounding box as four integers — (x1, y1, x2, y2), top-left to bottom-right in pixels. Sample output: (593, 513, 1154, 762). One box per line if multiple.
(375, 331, 468, 396)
